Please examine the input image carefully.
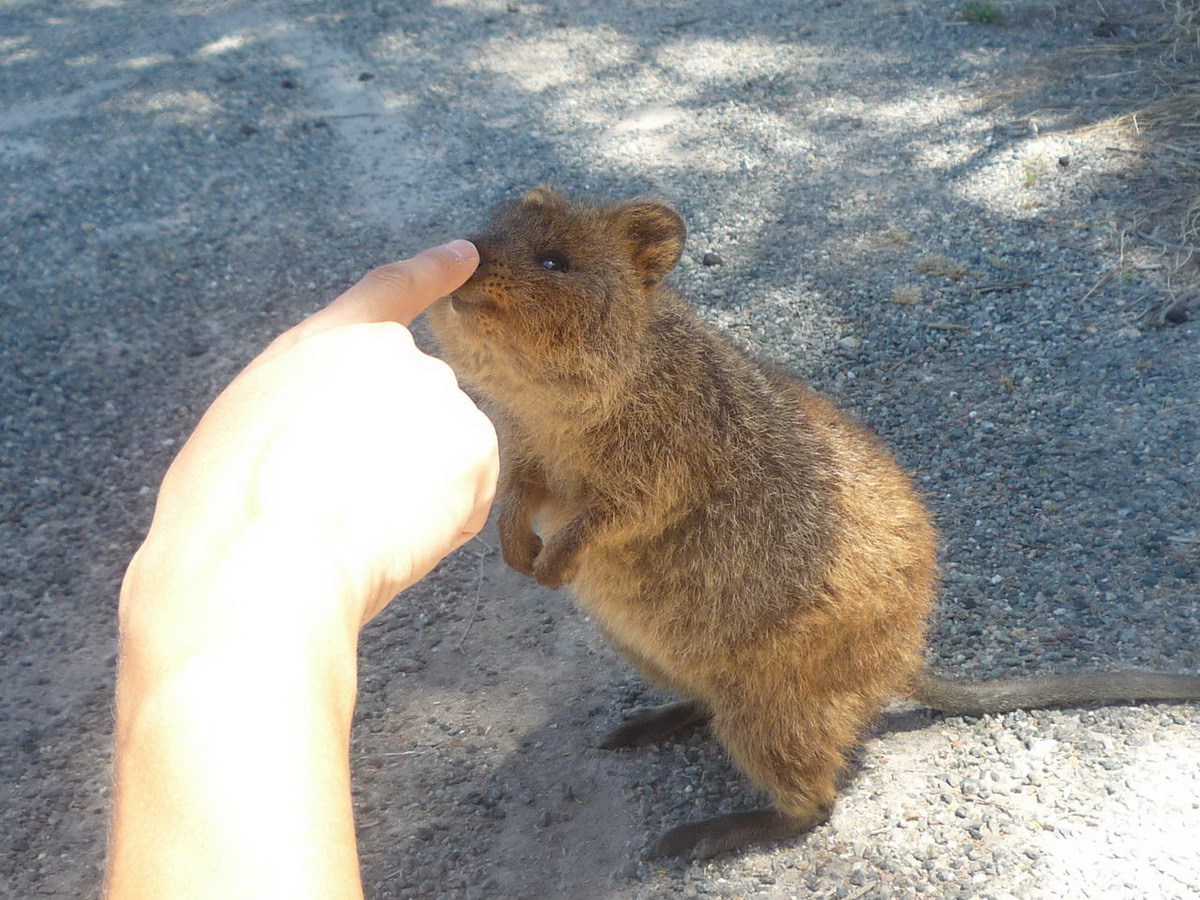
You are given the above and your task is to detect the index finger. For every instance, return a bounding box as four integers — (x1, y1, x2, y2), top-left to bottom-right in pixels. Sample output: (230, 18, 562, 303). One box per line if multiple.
(265, 240, 478, 363)
(314, 239, 479, 331)
(247, 240, 477, 373)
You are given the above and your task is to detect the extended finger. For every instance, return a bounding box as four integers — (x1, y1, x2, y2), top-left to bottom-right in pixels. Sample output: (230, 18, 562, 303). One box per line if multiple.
(264, 240, 478, 361)
(326, 240, 478, 328)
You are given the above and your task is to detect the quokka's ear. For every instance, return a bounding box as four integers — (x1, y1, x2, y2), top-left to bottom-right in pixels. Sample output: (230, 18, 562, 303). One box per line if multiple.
(521, 185, 567, 207)
(614, 199, 686, 288)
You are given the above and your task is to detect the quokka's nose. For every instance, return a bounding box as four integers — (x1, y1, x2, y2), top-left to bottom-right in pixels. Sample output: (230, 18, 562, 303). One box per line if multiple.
(451, 242, 491, 310)
(467, 236, 498, 272)
(453, 235, 501, 301)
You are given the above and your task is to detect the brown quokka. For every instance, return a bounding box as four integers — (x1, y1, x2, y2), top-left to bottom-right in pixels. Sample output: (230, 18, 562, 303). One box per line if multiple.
(426, 187, 1200, 859)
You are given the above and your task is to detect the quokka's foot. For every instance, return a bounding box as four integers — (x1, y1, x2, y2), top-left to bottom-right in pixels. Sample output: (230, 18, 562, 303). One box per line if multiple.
(599, 700, 710, 749)
(649, 808, 823, 860)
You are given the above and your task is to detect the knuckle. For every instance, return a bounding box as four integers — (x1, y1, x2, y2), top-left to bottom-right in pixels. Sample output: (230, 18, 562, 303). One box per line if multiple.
(415, 351, 461, 390)
(363, 261, 418, 294)
(366, 319, 416, 349)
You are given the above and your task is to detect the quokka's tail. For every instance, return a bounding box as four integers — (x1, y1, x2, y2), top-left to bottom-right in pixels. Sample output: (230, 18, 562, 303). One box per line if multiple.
(910, 669, 1200, 716)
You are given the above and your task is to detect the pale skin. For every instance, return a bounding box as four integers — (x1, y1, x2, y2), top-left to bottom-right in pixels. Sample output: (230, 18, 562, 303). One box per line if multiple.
(105, 241, 499, 900)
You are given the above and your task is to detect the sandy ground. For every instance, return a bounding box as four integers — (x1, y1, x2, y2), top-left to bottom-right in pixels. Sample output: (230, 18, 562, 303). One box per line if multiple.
(2, 1, 1198, 898)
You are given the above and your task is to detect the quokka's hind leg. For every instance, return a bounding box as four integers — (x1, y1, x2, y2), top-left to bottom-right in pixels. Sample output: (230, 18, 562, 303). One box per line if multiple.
(650, 693, 854, 859)
(650, 807, 826, 860)
(649, 760, 837, 860)
(600, 699, 711, 749)
(596, 627, 710, 748)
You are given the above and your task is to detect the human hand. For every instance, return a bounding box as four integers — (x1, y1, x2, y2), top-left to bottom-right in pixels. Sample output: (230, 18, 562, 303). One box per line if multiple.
(122, 240, 498, 652)
(107, 241, 498, 900)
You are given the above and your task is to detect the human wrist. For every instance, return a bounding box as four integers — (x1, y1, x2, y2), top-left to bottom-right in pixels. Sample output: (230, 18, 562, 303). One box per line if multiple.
(119, 522, 366, 686)
(115, 530, 364, 790)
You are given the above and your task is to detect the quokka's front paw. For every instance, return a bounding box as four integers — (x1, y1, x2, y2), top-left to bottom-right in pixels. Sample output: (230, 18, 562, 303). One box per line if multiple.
(499, 519, 541, 578)
(531, 547, 579, 590)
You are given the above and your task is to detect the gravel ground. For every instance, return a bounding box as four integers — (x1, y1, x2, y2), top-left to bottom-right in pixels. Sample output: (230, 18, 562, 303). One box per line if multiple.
(2, 1, 1198, 898)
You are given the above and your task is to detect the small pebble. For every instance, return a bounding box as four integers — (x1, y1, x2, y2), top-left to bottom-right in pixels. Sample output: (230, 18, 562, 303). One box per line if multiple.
(1163, 302, 1189, 325)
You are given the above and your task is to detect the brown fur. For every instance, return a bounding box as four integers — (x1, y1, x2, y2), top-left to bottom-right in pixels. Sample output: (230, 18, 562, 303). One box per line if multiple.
(425, 188, 1200, 859)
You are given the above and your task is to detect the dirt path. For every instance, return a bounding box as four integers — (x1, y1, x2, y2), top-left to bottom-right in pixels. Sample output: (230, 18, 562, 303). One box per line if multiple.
(2, 2, 1197, 898)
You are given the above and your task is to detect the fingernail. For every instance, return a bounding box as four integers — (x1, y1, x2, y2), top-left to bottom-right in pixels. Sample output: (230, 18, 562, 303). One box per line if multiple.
(443, 239, 478, 263)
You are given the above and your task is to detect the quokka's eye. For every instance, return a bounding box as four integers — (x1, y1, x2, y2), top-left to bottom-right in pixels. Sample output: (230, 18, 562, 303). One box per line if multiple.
(538, 251, 570, 273)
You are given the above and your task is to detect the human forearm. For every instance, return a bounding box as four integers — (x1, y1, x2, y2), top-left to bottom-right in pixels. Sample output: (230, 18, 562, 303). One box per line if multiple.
(107, 539, 363, 900)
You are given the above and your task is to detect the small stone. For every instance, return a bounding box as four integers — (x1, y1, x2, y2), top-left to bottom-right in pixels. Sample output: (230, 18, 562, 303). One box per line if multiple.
(1057, 156, 1070, 167)
(1163, 302, 1189, 325)
(702, 252, 724, 267)
(239, 123, 258, 136)
(1028, 738, 1057, 758)
(358, 72, 375, 82)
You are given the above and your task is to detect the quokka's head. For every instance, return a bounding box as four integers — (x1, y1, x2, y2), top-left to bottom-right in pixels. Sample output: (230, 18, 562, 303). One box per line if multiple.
(428, 187, 685, 379)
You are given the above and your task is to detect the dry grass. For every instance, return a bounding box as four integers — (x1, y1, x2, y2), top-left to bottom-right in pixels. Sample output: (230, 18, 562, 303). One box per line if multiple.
(1107, 2, 1200, 138)
(891, 284, 923, 305)
(1166, 0, 1200, 56)
(1097, 2, 1200, 280)
(914, 254, 970, 281)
